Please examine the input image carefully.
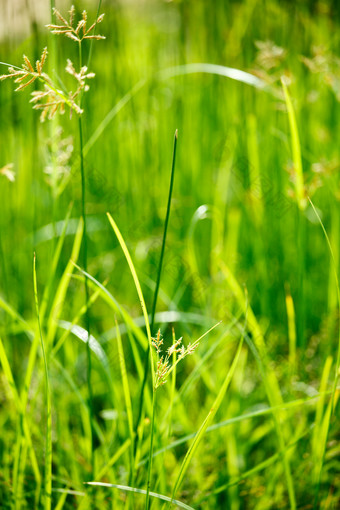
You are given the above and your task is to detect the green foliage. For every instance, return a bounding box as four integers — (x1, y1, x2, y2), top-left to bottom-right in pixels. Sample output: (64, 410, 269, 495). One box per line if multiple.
(0, 1, 340, 509)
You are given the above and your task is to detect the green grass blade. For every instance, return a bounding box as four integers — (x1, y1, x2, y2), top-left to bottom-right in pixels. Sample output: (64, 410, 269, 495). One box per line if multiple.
(308, 197, 340, 391)
(86, 482, 196, 510)
(137, 388, 337, 467)
(0, 296, 33, 338)
(107, 213, 154, 383)
(308, 197, 340, 508)
(115, 319, 135, 483)
(285, 285, 297, 380)
(0, 337, 21, 404)
(39, 202, 73, 324)
(197, 426, 312, 504)
(51, 283, 103, 357)
(46, 218, 83, 349)
(71, 269, 148, 351)
(33, 254, 52, 510)
(312, 356, 332, 482)
(95, 438, 131, 481)
(219, 262, 296, 508)
(0, 339, 41, 495)
(134, 129, 178, 465)
(168, 336, 244, 506)
(281, 78, 306, 211)
(54, 489, 68, 510)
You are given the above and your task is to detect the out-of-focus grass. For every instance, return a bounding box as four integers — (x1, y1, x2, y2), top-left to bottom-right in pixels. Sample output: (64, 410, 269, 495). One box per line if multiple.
(0, 0, 340, 508)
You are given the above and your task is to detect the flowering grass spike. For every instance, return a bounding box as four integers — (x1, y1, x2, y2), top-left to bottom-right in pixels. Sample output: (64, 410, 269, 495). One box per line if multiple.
(152, 329, 199, 390)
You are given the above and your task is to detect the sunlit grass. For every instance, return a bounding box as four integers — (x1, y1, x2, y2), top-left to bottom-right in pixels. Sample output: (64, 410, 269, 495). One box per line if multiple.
(0, 0, 340, 509)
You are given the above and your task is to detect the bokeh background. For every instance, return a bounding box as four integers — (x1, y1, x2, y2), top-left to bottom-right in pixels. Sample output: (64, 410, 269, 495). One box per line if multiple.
(0, 0, 340, 508)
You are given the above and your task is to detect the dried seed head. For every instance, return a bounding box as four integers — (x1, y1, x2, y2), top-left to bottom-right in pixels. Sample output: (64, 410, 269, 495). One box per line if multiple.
(82, 10, 87, 35)
(84, 35, 106, 40)
(75, 19, 86, 36)
(69, 5, 75, 26)
(40, 47, 48, 68)
(53, 7, 69, 26)
(23, 55, 34, 73)
(65, 32, 79, 42)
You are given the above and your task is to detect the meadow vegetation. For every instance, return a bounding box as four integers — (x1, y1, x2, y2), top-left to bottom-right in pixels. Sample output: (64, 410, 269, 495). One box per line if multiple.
(0, 0, 339, 508)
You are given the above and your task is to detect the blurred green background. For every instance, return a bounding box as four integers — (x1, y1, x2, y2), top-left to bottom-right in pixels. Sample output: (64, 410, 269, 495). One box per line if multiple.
(0, 0, 339, 508)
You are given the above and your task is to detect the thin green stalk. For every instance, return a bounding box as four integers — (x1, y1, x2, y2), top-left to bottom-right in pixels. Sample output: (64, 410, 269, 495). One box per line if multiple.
(115, 319, 135, 504)
(134, 130, 178, 455)
(145, 390, 157, 510)
(78, 37, 94, 475)
(33, 254, 51, 510)
(281, 78, 307, 348)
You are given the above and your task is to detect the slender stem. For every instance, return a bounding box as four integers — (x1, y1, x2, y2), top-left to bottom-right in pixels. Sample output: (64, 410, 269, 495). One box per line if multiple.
(297, 210, 306, 348)
(78, 39, 94, 475)
(145, 389, 157, 510)
(134, 130, 178, 455)
(150, 130, 178, 332)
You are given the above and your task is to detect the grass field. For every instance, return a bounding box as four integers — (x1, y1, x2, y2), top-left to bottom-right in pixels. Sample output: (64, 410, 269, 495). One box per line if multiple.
(0, 0, 339, 508)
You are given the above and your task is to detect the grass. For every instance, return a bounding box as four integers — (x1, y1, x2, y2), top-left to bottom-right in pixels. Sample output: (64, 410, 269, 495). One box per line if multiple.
(0, 0, 340, 509)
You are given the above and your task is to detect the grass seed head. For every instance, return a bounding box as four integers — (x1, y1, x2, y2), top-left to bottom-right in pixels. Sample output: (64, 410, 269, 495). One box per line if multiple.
(153, 329, 201, 390)
(47, 6, 105, 42)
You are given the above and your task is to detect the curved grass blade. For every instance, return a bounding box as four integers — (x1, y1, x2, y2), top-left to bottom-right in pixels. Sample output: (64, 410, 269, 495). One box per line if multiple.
(106, 213, 156, 508)
(95, 438, 131, 481)
(85, 482, 195, 510)
(52, 284, 103, 357)
(71, 269, 153, 417)
(71, 268, 148, 350)
(106, 213, 154, 383)
(157, 63, 267, 90)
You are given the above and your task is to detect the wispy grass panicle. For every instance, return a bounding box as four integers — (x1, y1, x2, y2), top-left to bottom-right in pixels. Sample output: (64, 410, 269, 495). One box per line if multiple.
(46, 6, 105, 42)
(152, 329, 200, 390)
(0, 48, 47, 90)
(0, 7, 104, 123)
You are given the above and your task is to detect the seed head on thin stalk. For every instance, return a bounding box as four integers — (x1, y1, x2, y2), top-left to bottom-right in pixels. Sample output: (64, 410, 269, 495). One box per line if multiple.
(0, 7, 105, 122)
(152, 329, 199, 390)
